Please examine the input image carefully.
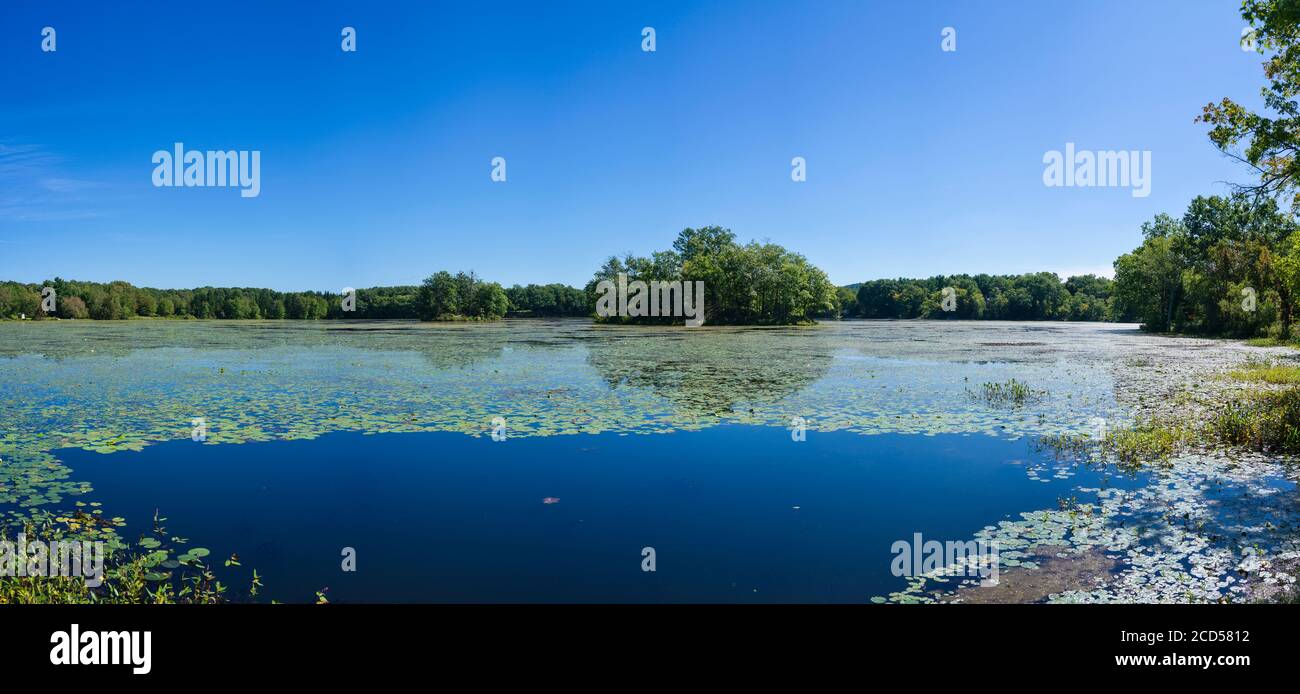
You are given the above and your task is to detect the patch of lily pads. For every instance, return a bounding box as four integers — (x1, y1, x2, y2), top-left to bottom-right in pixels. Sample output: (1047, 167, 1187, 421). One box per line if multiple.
(875, 450, 1300, 603)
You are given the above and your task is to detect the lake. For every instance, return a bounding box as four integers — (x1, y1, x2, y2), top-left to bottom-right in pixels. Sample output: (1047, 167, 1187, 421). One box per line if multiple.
(2, 319, 1297, 602)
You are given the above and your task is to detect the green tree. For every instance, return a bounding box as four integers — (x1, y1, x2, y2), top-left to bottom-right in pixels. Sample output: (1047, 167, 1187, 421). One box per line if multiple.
(1200, 0, 1300, 210)
(417, 271, 507, 321)
(60, 295, 90, 319)
(1114, 233, 1185, 332)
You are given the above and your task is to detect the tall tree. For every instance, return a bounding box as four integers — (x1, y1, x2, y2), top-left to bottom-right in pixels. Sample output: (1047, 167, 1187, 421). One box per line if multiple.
(1200, 0, 1300, 210)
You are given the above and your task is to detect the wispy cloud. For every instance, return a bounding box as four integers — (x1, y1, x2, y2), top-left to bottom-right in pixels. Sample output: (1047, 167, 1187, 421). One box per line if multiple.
(40, 177, 105, 194)
(0, 142, 113, 223)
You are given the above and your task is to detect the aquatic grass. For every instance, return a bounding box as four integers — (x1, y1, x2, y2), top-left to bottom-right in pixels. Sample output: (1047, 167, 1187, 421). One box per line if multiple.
(967, 379, 1044, 408)
(1226, 360, 1300, 385)
(1104, 424, 1183, 466)
(1043, 383, 1300, 463)
(1037, 420, 1188, 471)
(1208, 388, 1300, 454)
(1244, 337, 1300, 348)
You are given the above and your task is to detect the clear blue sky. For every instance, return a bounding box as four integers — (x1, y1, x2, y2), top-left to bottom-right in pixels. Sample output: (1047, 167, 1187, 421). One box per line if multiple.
(0, 0, 1268, 291)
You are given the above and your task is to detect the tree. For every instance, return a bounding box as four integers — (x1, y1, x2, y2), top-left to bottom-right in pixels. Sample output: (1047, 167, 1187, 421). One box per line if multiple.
(589, 227, 837, 325)
(60, 295, 89, 319)
(1114, 234, 1185, 332)
(1199, 0, 1300, 210)
(856, 280, 900, 318)
(672, 226, 736, 262)
(835, 286, 858, 318)
(1276, 231, 1300, 336)
(417, 271, 507, 321)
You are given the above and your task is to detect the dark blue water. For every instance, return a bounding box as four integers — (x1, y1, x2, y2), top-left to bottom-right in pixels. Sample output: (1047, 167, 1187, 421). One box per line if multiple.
(59, 427, 1131, 602)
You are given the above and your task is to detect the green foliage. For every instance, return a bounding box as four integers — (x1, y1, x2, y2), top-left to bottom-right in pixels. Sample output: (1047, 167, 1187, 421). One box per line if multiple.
(1114, 233, 1183, 332)
(1228, 359, 1300, 383)
(59, 295, 89, 319)
(1199, 0, 1300, 211)
(1209, 387, 1300, 452)
(587, 226, 839, 325)
(505, 283, 588, 316)
(834, 285, 859, 318)
(1103, 425, 1183, 467)
(851, 273, 1113, 321)
(0, 515, 261, 605)
(966, 379, 1043, 407)
(1246, 336, 1300, 347)
(0, 277, 525, 322)
(416, 271, 509, 321)
(0, 281, 41, 319)
(1112, 195, 1300, 337)
(1042, 384, 1300, 466)
(1038, 422, 1188, 471)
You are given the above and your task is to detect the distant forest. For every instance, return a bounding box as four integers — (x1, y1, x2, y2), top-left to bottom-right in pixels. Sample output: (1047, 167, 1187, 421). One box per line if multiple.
(3, 223, 1126, 325)
(0, 276, 588, 321)
(845, 273, 1124, 322)
(1, 269, 1123, 324)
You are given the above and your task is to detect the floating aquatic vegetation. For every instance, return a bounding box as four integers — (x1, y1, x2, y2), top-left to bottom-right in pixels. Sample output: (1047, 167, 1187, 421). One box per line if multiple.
(966, 379, 1044, 408)
(2, 319, 1297, 603)
(0, 320, 1137, 510)
(1037, 422, 1187, 471)
(875, 450, 1300, 604)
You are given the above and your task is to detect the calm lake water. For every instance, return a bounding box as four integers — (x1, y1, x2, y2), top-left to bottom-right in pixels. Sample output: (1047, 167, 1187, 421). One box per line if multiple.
(2, 319, 1285, 602)
(59, 427, 1136, 602)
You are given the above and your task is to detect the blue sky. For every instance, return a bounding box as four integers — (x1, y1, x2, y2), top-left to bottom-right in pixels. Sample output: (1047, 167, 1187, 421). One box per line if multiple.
(0, 1, 1269, 290)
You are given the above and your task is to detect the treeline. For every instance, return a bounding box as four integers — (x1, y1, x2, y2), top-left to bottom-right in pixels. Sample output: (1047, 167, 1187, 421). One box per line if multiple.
(586, 226, 840, 325)
(1112, 194, 1298, 338)
(0, 278, 395, 320)
(847, 272, 1124, 321)
(504, 283, 588, 317)
(1116, 0, 1300, 341)
(0, 277, 588, 321)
